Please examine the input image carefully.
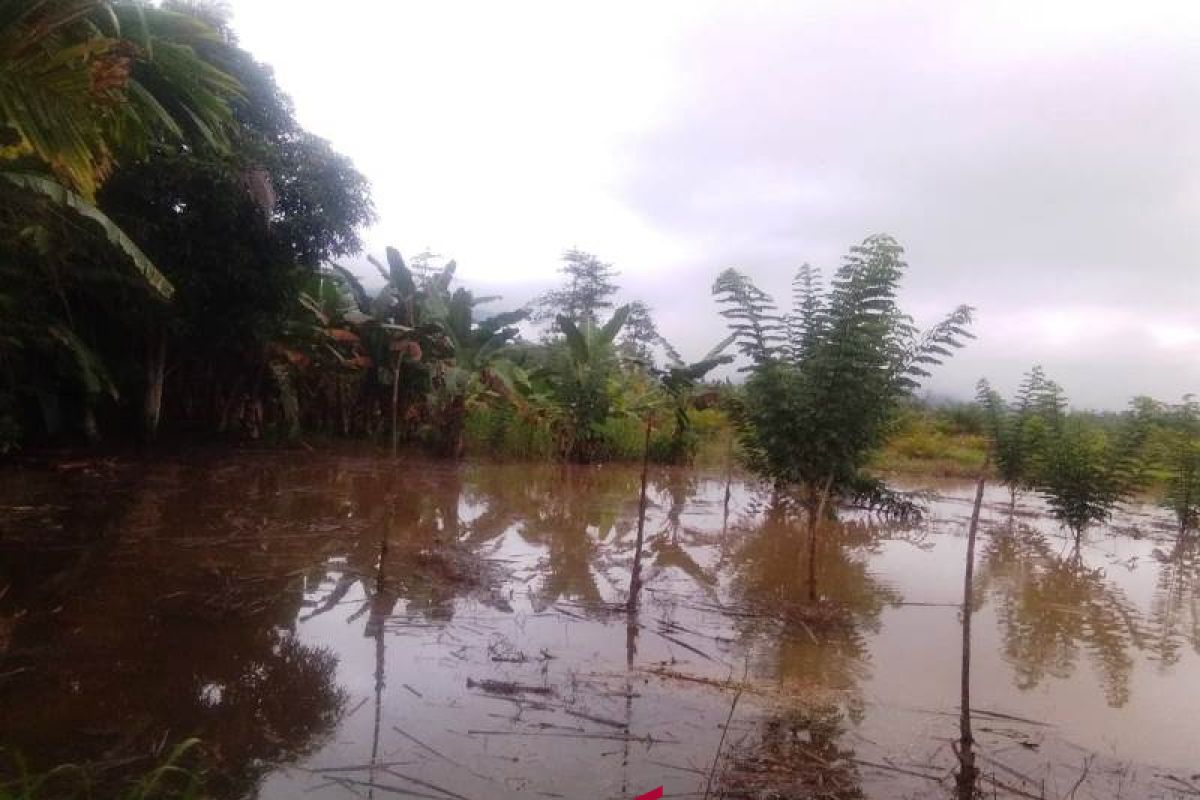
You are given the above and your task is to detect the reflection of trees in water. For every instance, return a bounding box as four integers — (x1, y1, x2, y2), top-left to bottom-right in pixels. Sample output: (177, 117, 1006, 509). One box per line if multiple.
(460, 464, 642, 610)
(301, 461, 486, 624)
(719, 704, 865, 799)
(975, 523, 1144, 707)
(728, 499, 902, 701)
(0, 458, 353, 798)
(460, 465, 726, 611)
(1147, 535, 1200, 668)
(644, 469, 718, 592)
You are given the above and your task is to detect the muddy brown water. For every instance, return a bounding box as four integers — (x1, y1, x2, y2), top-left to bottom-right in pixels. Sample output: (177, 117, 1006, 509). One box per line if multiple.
(1, 453, 1198, 799)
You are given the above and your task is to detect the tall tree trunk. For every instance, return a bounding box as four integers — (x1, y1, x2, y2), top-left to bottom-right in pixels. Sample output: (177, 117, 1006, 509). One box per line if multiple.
(81, 402, 99, 444)
(627, 418, 654, 613)
(957, 455, 990, 799)
(806, 474, 834, 603)
(391, 352, 402, 456)
(441, 393, 467, 459)
(722, 434, 734, 536)
(143, 326, 166, 442)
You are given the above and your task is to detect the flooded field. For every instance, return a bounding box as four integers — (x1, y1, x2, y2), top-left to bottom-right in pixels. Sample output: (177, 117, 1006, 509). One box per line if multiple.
(2, 452, 1199, 799)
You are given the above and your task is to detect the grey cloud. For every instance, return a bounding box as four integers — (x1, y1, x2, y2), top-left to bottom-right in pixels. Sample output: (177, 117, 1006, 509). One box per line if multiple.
(612, 3, 1200, 406)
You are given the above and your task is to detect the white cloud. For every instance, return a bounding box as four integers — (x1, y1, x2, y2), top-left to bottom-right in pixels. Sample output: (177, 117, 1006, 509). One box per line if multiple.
(228, 0, 1200, 407)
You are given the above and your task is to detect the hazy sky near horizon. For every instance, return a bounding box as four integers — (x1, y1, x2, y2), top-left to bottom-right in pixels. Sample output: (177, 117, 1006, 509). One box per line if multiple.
(231, 1, 1200, 409)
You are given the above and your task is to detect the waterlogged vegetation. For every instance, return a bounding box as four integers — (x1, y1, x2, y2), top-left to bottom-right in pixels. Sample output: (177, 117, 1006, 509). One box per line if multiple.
(5, 3, 1200, 800)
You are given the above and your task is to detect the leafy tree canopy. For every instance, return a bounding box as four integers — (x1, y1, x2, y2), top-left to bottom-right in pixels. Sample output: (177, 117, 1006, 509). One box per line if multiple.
(714, 233, 975, 514)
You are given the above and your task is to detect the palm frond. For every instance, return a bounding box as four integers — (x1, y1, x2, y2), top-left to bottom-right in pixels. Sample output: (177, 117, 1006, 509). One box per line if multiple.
(2, 170, 173, 298)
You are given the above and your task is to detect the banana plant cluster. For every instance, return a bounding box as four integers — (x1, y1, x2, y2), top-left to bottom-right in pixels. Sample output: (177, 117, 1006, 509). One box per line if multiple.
(278, 247, 527, 455)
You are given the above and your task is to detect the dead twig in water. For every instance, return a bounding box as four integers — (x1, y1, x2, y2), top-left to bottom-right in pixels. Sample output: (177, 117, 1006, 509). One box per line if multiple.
(379, 767, 473, 800)
(391, 726, 456, 766)
(308, 760, 418, 774)
(648, 759, 707, 777)
(561, 707, 628, 729)
(963, 706, 1051, 728)
(702, 664, 747, 799)
(466, 730, 663, 743)
(1163, 774, 1200, 796)
(977, 772, 1047, 800)
(652, 630, 718, 662)
(324, 776, 449, 799)
(1067, 754, 1094, 799)
(639, 667, 748, 693)
(465, 678, 552, 696)
(849, 757, 942, 782)
(974, 751, 1043, 789)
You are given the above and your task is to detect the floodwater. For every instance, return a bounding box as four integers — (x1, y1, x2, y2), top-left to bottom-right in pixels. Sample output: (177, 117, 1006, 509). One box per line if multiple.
(1, 453, 1199, 799)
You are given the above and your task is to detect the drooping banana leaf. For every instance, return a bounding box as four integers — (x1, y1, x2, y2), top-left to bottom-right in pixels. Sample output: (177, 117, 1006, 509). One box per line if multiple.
(597, 304, 631, 347)
(325, 262, 370, 313)
(446, 288, 473, 343)
(48, 324, 119, 399)
(430, 258, 456, 293)
(2, 171, 175, 299)
(366, 253, 390, 283)
(385, 246, 415, 296)
(557, 315, 589, 364)
(478, 309, 528, 336)
(476, 327, 520, 366)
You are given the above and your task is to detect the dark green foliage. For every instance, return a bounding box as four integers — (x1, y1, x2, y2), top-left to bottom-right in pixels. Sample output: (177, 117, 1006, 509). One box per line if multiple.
(978, 368, 1155, 539)
(650, 334, 734, 463)
(540, 305, 631, 462)
(1158, 396, 1200, 535)
(617, 300, 675, 368)
(532, 249, 620, 330)
(712, 268, 783, 367)
(1037, 419, 1127, 538)
(0, 738, 206, 799)
(976, 366, 1071, 503)
(86, 21, 371, 438)
(786, 262, 823, 360)
(714, 234, 974, 514)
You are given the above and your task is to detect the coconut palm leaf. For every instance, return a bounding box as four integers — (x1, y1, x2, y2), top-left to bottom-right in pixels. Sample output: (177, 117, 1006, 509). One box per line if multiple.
(0, 0, 240, 198)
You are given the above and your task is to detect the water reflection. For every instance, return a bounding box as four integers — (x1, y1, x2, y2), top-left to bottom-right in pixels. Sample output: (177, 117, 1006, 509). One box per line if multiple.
(1148, 534, 1200, 668)
(4, 457, 1199, 799)
(728, 497, 901, 702)
(975, 522, 1144, 707)
(462, 464, 640, 610)
(0, 460, 350, 797)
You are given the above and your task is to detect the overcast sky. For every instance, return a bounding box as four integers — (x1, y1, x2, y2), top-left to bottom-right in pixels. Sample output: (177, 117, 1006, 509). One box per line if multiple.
(231, 1, 1200, 409)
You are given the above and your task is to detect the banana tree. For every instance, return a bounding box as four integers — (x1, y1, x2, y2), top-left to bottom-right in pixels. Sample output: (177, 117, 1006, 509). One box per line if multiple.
(323, 250, 451, 448)
(541, 304, 631, 462)
(651, 334, 736, 463)
(424, 288, 528, 457)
